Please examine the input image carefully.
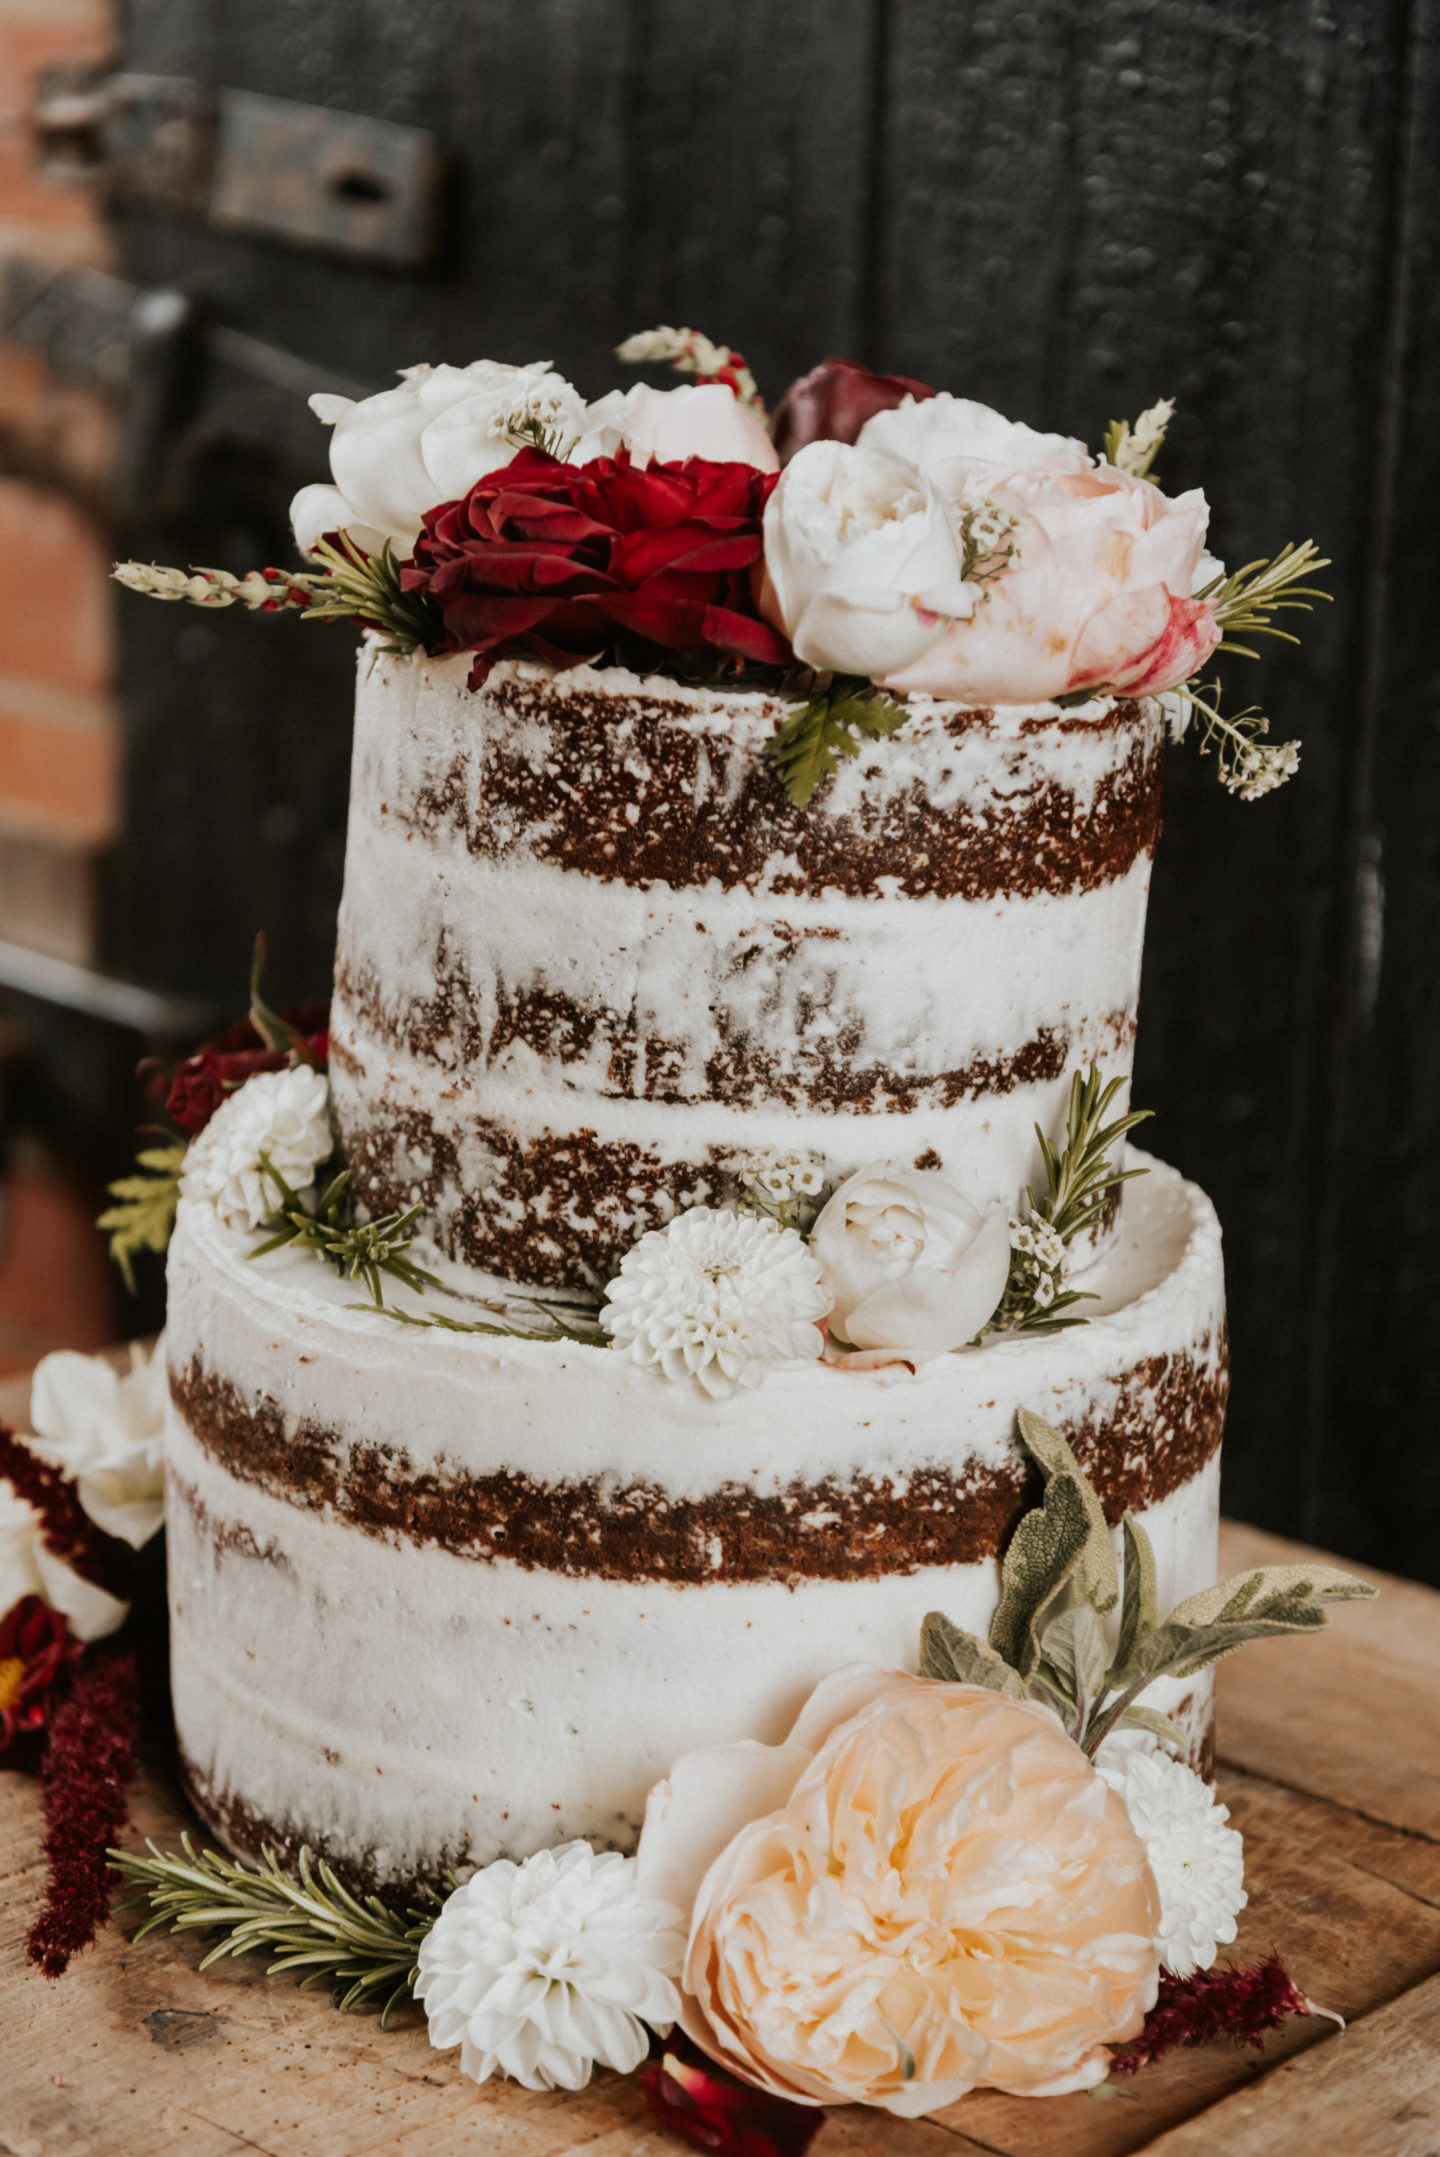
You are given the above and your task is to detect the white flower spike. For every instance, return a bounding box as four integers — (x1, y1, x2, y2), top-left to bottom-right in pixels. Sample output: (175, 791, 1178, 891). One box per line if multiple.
(416, 1842, 684, 2092)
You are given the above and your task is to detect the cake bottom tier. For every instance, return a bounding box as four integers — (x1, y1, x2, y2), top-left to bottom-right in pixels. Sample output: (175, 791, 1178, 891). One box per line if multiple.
(164, 1147, 1227, 1888)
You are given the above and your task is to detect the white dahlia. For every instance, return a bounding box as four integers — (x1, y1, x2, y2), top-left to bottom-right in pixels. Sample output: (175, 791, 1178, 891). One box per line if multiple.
(600, 1207, 831, 1398)
(1097, 1735, 1247, 1976)
(415, 1842, 684, 2092)
(180, 1065, 332, 1230)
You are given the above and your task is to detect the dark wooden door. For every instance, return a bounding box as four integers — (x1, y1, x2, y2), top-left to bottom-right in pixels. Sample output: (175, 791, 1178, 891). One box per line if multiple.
(107, 0, 1440, 1581)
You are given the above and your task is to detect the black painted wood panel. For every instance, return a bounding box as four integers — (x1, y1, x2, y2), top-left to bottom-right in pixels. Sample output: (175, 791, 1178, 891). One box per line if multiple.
(107, 0, 1439, 1578)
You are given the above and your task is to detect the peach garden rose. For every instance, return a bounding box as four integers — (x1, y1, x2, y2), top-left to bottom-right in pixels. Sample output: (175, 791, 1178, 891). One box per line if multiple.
(636, 1667, 1162, 2116)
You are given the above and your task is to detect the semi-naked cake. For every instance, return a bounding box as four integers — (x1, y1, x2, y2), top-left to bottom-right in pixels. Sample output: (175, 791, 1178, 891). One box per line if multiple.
(163, 649, 1228, 1887)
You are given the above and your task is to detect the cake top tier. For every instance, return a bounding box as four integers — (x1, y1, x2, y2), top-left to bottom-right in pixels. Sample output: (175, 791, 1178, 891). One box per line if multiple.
(328, 652, 1162, 1295)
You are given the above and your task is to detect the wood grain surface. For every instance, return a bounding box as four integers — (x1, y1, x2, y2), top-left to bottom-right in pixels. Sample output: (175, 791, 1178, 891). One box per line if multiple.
(1, 1519, 1436, 2156)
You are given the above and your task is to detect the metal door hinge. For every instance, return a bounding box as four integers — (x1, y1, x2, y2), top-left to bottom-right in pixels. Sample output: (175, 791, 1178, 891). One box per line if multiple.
(33, 68, 441, 269)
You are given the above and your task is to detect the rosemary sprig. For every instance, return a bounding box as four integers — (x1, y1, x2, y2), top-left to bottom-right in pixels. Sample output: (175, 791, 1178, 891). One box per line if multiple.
(250, 1162, 442, 1306)
(110, 1836, 438, 2023)
(300, 533, 441, 653)
(98, 1142, 187, 1294)
(371, 1296, 610, 1346)
(1201, 540, 1331, 659)
(769, 676, 911, 807)
(988, 1067, 1151, 1337)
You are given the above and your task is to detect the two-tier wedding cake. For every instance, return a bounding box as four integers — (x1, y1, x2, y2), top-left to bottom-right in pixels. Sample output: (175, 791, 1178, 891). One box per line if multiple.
(98, 331, 1343, 2115)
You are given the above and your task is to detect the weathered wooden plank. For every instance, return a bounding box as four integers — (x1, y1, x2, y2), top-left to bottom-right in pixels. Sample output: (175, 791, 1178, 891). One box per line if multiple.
(1215, 1521, 1440, 1841)
(5, 1738, 1439, 2157)
(1136, 1969, 1440, 2157)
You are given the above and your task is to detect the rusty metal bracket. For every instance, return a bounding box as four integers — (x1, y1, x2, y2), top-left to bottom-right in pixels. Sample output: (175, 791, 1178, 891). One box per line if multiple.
(32, 68, 441, 268)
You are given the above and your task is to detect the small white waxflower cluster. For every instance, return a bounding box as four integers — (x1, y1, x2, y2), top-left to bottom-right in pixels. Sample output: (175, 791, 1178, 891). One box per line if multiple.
(955, 494, 1022, 584)
(1227, 737, 1302, 800)
(600, 1206, 831, 1399)
(415, 1842, 684, 2092)
(495, 374, 585, 450)
(738, 1150, 827, 1232)
(180, 1065, 333, 1231)
(1097, 1734, 1247, 1976)
(1008, 1215, 1070, 1310)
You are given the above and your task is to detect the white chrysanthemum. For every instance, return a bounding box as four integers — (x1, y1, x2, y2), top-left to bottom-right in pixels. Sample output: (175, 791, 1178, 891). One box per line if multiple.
(415, 1842, 684, 2092)
(179, 1065, 332, 1230)
(28, 1336, 168, 1548)
(1097, 1735, 1247, 1976)
(600, 1207, 831, 1398)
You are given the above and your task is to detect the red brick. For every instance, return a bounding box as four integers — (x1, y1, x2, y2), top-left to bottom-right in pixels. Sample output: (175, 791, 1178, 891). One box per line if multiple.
(0, 1142, 117, 1375)
(0, 689, 116, 843)
(0, 476, 112, 690)
(0, 5, 114, 241)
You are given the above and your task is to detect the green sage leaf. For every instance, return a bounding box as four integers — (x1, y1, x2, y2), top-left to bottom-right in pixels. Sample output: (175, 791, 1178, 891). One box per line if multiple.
(1165, 1563, 1377, 1631)
(1113, 1704, 1190, 1754)
(1110, 1511, 1159, 1683)
(918, 1611, 1025, 1696)
(1015, 1408, 1119, 1616)
(989, 1469, 1093, 1680)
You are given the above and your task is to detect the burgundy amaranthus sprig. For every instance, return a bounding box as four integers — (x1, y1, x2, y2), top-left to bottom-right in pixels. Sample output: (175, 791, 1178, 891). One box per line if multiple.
(26, 1649, 140, 1977)
(1110, 1953, 1331, 2075)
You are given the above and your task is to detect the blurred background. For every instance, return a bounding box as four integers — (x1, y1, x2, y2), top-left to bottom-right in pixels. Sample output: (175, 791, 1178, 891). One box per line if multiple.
(0, 1, 1433, 1576)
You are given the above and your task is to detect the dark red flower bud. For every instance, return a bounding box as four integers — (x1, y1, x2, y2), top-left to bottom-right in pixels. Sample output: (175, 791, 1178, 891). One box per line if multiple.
(769, 356, 936, 465)
(0, 1596, 81, 1754)
(638, 2046, 823, 2157)
(160, 1005, 330, 1136)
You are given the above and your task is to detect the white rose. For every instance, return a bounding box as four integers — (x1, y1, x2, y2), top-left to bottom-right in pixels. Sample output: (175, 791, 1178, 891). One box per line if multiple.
(290, 359, 588, 556)
(28, 1337, 168, 1550)
(0, 1482, 129, 1642)
(812, 1164, 1013, 1354)
(858, 391, 1091, 476)
(760, 441, 979, 679)
(573, 382, 778, 471)
(180, 1065, 333, 1231)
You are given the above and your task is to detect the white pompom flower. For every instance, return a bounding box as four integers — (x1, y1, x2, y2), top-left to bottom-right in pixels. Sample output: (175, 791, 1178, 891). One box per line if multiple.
(415, 1842, 685, 2092)
(1097, 1734, 1247, 1976)
(600, 1207, 831, 1399)
(179, 1065, 333, 1231)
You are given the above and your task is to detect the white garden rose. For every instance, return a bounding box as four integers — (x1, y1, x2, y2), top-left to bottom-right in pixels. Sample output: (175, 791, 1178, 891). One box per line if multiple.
(858, 391, 1091, 477)
(760, 440, 979, 679)
(812, 1163, 1012, 1355)
(573, 381, 778, 471)
(28, 1337, 168, 1549)
(290, 359, 588, 556)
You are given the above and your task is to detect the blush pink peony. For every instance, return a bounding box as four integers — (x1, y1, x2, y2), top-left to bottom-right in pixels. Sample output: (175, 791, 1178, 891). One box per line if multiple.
(636, 1668, 1161, 2117)
(884, 459, 1220, 706)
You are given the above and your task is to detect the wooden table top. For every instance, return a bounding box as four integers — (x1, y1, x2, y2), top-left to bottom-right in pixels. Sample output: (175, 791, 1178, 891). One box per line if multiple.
(2, 1500, 1437, 2157)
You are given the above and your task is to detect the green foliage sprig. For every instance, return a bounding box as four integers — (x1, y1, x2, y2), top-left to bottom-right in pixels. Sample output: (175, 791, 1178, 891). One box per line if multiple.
(97, 1143, 186, 1294)
(987, 1068, 1151, 1337)
(1202, 541, 1331, 658)
(377, 1297, 610, 1345)
(769, 675, 911, 808)
(110, 1836, 438, 2023)
(250, 1162, 442, 1307)
(919, 1408, 1377, 1756)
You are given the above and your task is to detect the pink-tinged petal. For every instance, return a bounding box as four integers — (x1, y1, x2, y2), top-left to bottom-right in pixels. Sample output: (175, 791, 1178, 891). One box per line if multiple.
(1068, 588, 1221, 696)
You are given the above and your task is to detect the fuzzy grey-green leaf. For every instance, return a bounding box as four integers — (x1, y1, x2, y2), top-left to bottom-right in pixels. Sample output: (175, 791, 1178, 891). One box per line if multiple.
(989, 1470, 1093, 1678)
(1015, 1408, 1119, 1615)
(1039, 1601, 1110, 1709)
(1113, 1704, 1191, 1754)
(918, 1611, 1025, 1696)
(1111, 1511, 1159, 1682)
(1164, 1564, 1377, 1632)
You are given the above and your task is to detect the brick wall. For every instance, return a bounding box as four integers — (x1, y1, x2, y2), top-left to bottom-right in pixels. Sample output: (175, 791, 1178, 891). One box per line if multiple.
(0, 0, 118, 969)
(0, 0, 122, 1368)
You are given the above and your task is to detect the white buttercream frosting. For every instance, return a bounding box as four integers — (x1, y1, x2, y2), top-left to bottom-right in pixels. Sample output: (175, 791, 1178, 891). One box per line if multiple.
(164, 1149, 1225, 1880)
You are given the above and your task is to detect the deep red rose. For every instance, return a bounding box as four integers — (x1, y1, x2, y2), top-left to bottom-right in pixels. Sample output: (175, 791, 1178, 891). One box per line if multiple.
(403, 448, 792, 684)
(0, 1596, 81, 1754)
(158, 1006, 330, 1136)
(638, 2046, 823, 2157)
(769, 356, 936, 465)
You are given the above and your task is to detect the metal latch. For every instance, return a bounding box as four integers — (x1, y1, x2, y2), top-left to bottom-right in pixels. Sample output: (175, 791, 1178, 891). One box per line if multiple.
(33, 69, 441, 268)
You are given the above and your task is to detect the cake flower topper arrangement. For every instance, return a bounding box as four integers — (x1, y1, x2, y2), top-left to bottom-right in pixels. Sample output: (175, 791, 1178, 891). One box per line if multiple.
(109, 1409, 1372, 2130)
(112, 328, 1328, 806)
